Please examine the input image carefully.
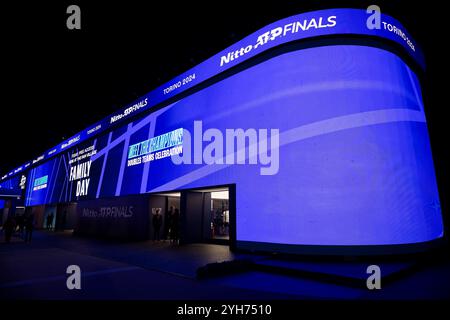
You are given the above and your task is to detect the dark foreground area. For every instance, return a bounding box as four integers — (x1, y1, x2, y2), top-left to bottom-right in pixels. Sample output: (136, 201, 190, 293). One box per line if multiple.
(1, 230, 449, 300)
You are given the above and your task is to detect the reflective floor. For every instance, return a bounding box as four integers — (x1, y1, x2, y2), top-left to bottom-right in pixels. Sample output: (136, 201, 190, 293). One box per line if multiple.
(1, 230, 450, 299)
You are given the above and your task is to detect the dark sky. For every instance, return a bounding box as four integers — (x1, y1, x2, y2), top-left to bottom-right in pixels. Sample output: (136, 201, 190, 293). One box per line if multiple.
(2, 0, 448, 186)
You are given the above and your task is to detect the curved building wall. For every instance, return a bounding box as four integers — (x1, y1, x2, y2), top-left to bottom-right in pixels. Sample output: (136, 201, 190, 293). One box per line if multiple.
(22, 43, 443, 250)
(144, 45, 443, 247)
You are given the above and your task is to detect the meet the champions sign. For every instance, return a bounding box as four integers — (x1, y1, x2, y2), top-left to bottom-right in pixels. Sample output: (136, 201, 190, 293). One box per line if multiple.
(127, 128, 183, 167)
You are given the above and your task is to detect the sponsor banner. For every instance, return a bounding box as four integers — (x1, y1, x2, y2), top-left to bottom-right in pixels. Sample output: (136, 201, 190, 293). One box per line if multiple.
(75, 195, 149, 239)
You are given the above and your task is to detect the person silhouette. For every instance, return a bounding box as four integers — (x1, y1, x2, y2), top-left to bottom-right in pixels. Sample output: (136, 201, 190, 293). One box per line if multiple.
(24, 214, 34, 243)
(164, 206, 173, 240)
(152, 209, 163, 241)
(171, 208, 180, 244)
(3, 216, 16, 243)
(46, 213, 53, 230)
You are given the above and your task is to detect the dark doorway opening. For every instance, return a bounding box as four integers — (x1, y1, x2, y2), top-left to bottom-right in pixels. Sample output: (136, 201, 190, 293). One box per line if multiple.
(55, 202, 78, 231)
(43, 205, 57, 230)
(149, 192, 181, 242)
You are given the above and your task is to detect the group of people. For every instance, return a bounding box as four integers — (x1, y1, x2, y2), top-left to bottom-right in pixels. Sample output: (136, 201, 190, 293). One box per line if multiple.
(2, 214, 35, 243)
(152, 206, 180, 243)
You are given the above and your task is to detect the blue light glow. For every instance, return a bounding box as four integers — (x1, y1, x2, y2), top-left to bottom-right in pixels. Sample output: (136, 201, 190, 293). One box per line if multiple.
(23, 45, 443, 247)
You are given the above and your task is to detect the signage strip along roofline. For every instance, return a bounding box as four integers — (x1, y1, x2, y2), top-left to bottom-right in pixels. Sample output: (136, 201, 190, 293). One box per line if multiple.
(1, 8, 423, 181)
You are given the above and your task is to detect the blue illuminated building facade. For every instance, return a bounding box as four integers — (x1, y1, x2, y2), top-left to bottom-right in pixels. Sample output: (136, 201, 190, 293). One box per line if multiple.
(0, 9, 443, 255)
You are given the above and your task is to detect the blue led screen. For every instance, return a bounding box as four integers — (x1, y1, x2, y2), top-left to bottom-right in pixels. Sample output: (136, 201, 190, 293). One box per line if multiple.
(0, 175, 22, 193)
(24, 45, 443, 246)
(1, 8, 427, 182)
(25, 138, 107, 206)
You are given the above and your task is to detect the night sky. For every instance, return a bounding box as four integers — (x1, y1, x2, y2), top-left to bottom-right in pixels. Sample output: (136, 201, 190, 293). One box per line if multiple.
(2, 1, 448, 207)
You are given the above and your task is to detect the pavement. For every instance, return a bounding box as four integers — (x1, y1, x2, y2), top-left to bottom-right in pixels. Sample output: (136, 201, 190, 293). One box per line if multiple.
(0, 230, 293, 300)
(1, 230, 450, 300)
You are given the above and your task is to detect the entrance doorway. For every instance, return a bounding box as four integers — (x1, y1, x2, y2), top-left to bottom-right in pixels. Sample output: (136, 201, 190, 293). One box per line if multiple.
(149, 192, 181, 242)
(55, 202, 78, 231)
(180, 185, 234, 245)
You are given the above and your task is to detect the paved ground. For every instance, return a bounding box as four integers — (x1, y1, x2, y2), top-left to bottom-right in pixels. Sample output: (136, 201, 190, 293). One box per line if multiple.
(0, 230, 292, 299)
(1, 230, 449, 300)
